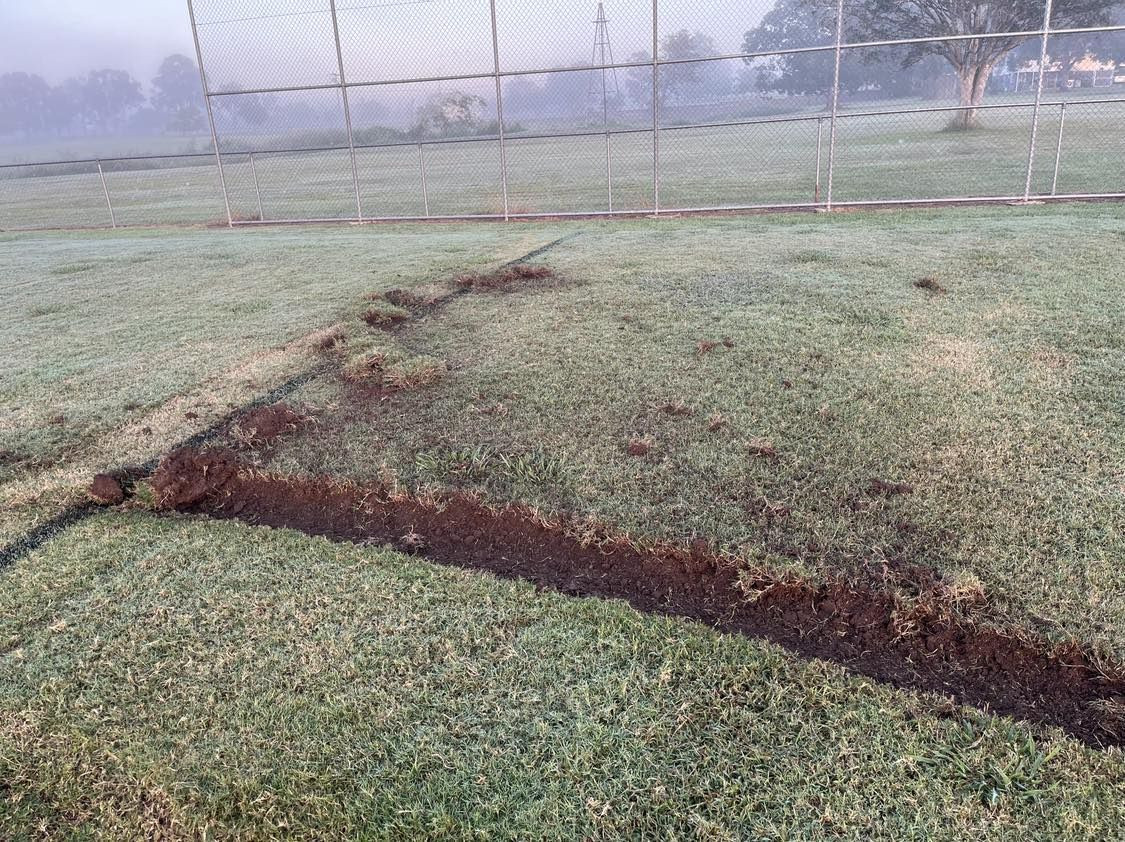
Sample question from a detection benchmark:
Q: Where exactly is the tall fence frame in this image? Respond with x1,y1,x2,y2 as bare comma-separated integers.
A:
2,0,1124,230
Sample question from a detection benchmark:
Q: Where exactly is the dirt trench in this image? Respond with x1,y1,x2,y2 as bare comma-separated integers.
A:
151,447,1125,748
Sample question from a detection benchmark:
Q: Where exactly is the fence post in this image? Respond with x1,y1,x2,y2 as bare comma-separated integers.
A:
187,0,233,228
418,143,430,217
814,117,824,204
651,0,660,214
249,153,264,220
825,0,845,211
1024,0,1055,201
600,48,613,212
488,0,510,221
96,160,117,229
328,0,363,221
1050,101,1066,196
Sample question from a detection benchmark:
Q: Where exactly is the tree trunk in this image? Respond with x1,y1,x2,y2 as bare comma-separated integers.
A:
949,61,994,130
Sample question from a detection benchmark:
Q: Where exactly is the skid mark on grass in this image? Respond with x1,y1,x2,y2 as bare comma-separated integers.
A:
1,236,585,567
144,449,1125,748
0,366,329,570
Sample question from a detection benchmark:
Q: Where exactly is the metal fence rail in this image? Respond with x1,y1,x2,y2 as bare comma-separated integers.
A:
1,0,1123,230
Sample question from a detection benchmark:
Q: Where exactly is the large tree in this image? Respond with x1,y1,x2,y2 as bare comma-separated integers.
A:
78,69,145,131
412,91,488,138
742,0,874,101
837,0,1122,128
0,72,52,136
624,29,731,110
743,0,945,104
151,54,206,132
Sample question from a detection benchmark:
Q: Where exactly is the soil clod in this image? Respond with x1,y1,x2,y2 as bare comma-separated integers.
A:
151,447,241,508
233,404,309,448
88,474,125,506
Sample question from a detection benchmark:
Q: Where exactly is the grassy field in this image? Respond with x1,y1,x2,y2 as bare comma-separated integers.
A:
2,94,1123,230
2,205,1124,837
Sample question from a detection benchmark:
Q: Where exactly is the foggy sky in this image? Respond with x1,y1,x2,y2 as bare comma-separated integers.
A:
0,1,193,83
0,0,767,89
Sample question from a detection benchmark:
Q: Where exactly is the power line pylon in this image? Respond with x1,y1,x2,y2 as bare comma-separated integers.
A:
589,1,620,126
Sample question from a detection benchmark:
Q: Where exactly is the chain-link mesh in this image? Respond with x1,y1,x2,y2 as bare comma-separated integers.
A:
0,162,112,230
100,155,226,225
2,0,1124,229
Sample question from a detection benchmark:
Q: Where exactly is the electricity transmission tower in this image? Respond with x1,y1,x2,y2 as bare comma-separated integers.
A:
588,1,620,127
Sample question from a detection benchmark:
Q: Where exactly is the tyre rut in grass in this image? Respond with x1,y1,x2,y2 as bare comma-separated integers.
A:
147,446,1125,749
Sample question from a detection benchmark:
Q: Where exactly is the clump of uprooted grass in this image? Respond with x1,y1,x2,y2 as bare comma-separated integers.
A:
328,318,446,390
360,300,410,328
455,264,555,291
338,330,397,380
307,323,348,351
914,275,947,294
383,355,447,390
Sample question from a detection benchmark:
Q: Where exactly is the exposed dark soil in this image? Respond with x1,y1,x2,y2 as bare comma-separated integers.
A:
152,448,242,507
660,402,694,417
697,340,719,355
361,308,409,328
235,404,309,448
914,276,947,294
88,473,125,505
150,447,1125,748
696,338,734,356
455,264,555,290
748,439,779,460
627,439,653,456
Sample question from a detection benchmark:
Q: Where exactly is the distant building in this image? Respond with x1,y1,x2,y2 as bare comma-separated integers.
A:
994,55,1119,93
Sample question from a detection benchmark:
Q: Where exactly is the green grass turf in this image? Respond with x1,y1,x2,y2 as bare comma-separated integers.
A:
264,205,1125,658
0,222,563,543
0,223,564,465
2,89,1122,229
1,512,1122,839
1,205,1123,837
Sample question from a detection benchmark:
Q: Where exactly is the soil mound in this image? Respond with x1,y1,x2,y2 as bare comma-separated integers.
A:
151,448,242,508
914,276,947,294
236,404,307,448
88,473,125,505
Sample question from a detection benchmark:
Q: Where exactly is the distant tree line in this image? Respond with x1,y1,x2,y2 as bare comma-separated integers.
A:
5,0,1123,145
0,55,208,138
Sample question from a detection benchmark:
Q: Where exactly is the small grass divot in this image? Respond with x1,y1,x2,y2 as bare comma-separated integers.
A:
914,275,948,294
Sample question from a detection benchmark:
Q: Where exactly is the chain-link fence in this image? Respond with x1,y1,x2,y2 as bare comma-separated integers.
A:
2,0,1124,229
